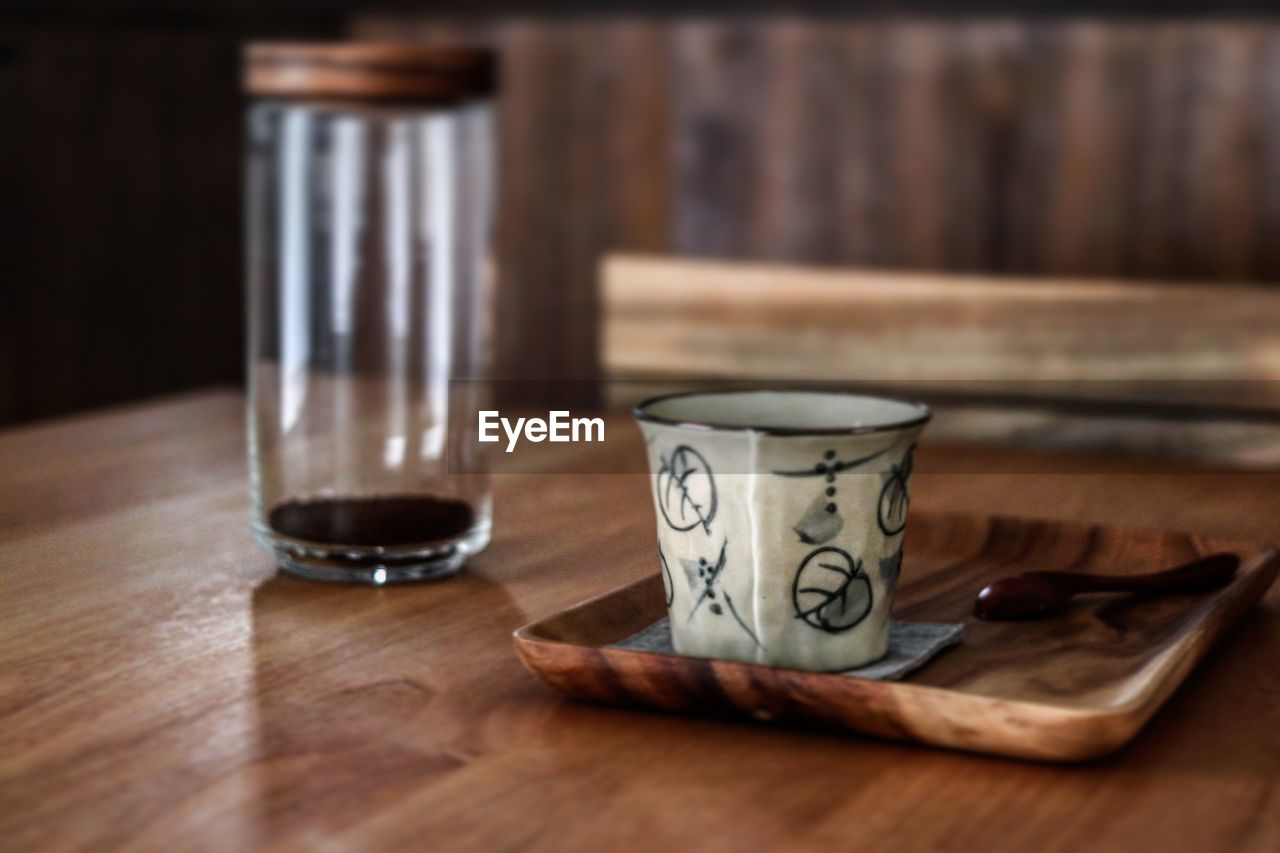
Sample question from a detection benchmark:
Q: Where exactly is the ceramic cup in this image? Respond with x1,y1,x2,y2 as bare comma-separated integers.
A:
634,390,930,671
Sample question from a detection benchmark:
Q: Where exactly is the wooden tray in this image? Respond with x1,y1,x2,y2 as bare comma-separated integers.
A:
513,512,1279,762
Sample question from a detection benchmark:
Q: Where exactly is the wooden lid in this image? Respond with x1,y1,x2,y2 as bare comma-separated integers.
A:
244,43,497,103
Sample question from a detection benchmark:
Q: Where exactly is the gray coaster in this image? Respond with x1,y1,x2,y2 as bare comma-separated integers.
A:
614,619,964,681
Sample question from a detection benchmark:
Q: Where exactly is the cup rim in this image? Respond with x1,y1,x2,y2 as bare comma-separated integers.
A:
632,388,932,436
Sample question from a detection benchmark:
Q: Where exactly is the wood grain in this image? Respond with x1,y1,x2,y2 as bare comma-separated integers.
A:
600,254,1280,462
515,513,1279,761
0,29,250,425
12,18,1280,423
344,15,1280,414
244,42,496,102
2,391,1280,850
664,18,1280,279
603,253,1280,386
420,17,1280,277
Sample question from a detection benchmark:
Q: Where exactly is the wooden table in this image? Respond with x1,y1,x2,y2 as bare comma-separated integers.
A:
2,390,1278,852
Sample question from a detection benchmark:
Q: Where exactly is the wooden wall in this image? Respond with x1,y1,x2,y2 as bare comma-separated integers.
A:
357,16,1280,400
665,21,1280,278
0,11,344,426
5,15,1280,423
0,30,245,423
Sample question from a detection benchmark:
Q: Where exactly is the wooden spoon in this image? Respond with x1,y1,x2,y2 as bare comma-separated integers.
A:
973,553,1240,621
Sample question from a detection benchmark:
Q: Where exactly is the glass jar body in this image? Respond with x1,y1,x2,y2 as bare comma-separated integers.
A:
246,98,495,583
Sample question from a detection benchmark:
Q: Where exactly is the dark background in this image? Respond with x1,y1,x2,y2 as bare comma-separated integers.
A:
5,2,1280,425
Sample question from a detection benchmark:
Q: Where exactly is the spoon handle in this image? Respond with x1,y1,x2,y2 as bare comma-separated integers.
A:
1069,553,1239,594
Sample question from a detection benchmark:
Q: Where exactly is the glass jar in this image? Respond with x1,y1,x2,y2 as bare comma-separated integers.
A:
244,44,496,583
